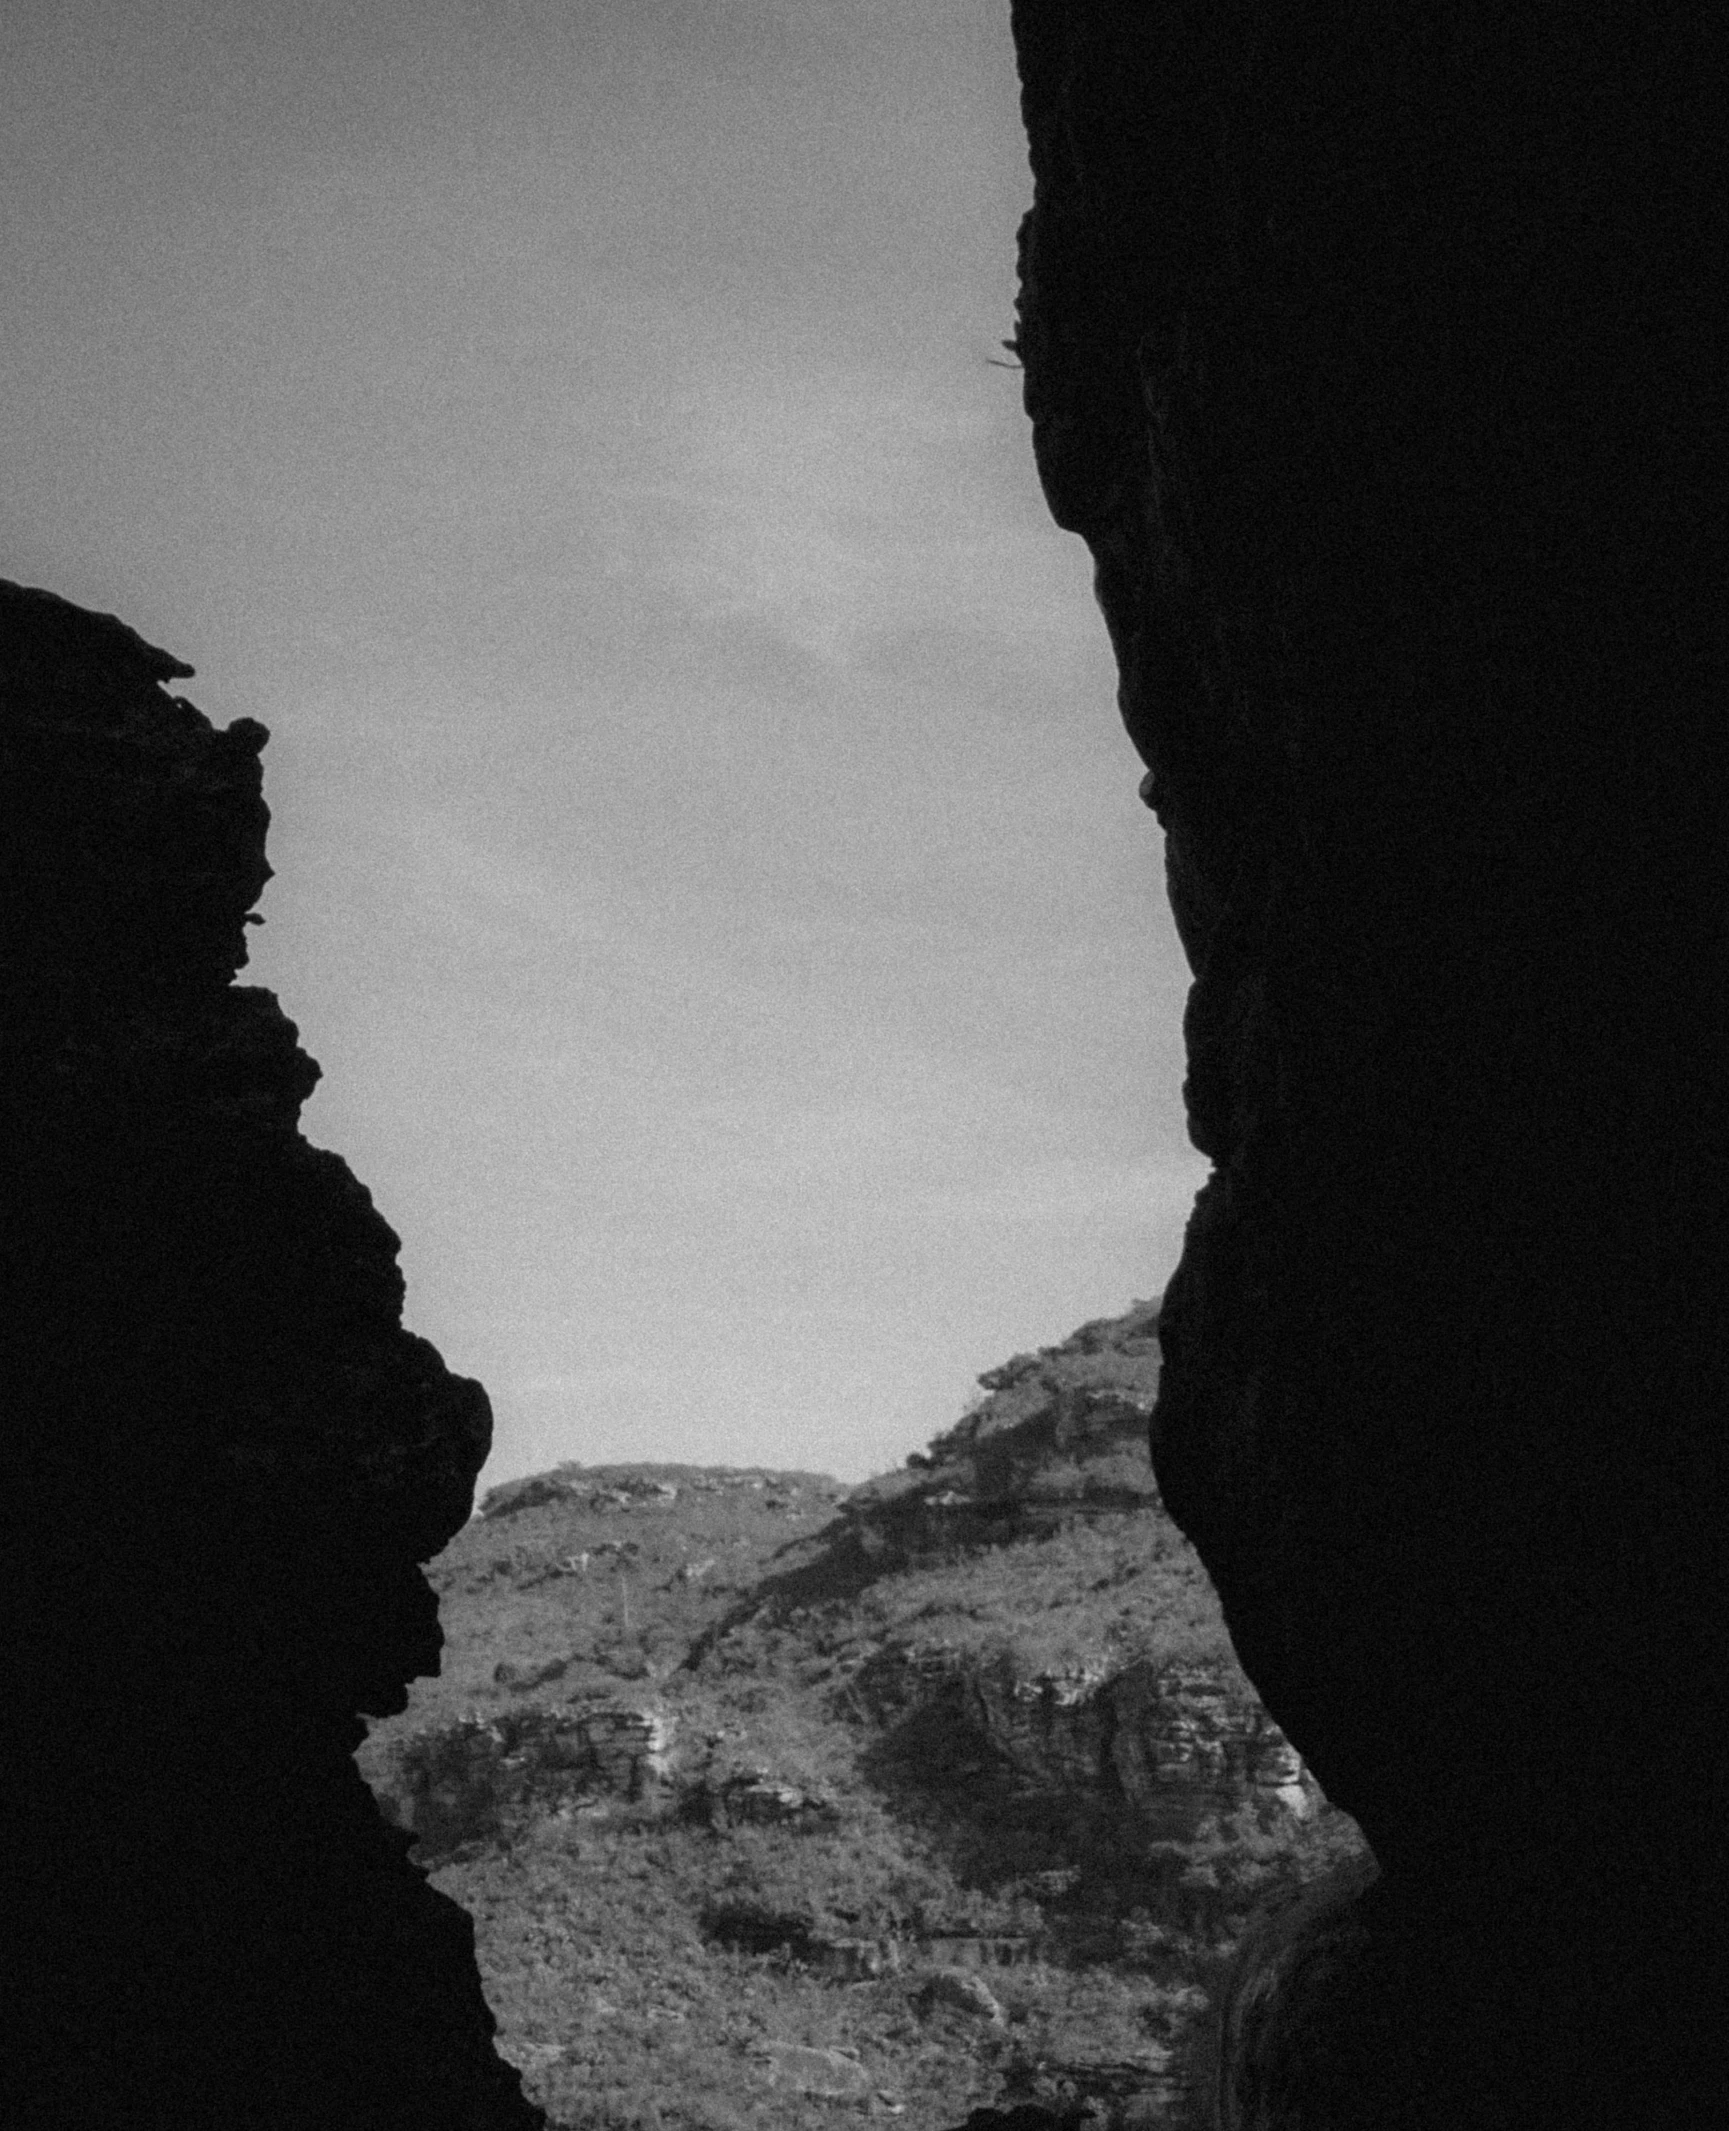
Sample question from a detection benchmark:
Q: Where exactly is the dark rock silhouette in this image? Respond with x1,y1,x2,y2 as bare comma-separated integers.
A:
1011,5,1728,2125
1,580,542,2127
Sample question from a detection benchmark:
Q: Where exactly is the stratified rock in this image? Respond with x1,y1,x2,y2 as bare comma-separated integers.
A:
859,1636,1322,1853
1010,3,1728,2123
0,582,541,2127
974,1654,1315,1827
383,1698,679,1854
685,1761,835,1828
937,1298,1165,1509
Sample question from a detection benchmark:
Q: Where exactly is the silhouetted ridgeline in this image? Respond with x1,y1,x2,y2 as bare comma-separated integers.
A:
1010,3,1729,2123
1,581,541,2128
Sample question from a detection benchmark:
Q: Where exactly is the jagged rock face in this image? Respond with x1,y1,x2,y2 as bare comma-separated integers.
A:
866,1645,1318,1840
1106,1661,1309,1825
1,582,541,2127
388,1701,681,1853
864,1298,1165,1543
1011,4,1729,2123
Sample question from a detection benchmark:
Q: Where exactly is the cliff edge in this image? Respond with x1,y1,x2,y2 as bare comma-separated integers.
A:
1011,6,1728,2125
1,580,542,2127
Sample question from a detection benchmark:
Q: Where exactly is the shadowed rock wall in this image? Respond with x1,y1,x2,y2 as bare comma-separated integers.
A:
1010,5,1728,2125
1,581,542,2127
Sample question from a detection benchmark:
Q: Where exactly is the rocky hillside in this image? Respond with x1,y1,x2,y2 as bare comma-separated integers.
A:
358,1302,1366,2130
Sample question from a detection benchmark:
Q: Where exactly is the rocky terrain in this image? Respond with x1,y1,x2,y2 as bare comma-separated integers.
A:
359,1300,1365,2130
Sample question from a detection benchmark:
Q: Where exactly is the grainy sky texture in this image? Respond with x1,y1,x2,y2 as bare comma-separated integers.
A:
2,0,1205,1488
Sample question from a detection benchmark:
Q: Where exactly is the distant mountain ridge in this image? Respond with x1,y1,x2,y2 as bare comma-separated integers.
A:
477,1462,848,1525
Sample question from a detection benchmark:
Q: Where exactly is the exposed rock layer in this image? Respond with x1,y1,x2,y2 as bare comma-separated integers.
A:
1,581,541,2127
1011,5,1729,2124
962,1654,1310,1827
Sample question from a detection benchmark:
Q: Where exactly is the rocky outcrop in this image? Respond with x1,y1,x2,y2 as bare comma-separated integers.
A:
757,2040,875,2101
383,1697,850,1855
987,1657,1312,1826
1011,5,1729,2124
1,582,540,2126
860,1637,1333,1981
846,1300,1331,1929
864,1644,1315,1833
384,1700,678,1854
847,1299,1165,1553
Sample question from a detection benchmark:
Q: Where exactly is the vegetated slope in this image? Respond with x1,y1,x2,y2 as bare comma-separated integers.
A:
358,1302,1367,2130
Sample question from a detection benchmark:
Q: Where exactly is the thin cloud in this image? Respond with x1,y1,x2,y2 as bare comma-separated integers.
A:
596,347,1098,670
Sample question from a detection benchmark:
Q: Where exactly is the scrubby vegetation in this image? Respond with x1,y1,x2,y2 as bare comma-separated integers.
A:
357,1305,1368,2128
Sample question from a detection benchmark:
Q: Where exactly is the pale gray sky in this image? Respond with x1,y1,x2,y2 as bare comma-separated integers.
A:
3,0,1204,1488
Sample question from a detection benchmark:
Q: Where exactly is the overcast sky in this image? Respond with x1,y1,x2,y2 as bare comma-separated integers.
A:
3,0,1204,1489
